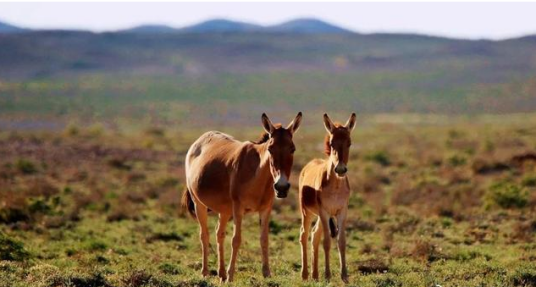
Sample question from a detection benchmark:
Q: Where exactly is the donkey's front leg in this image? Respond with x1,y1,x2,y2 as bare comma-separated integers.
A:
226,203,243,282
300,211,313,280
216,213,231,282
337,208,349,283
259,207,272,278
319,209,332,280
311,219,323,280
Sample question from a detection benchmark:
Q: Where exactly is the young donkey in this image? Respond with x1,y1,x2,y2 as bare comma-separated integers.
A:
299,113,356,283
182,113,302,282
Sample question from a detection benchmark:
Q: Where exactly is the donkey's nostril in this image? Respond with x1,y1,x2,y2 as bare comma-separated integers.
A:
274,182,290,193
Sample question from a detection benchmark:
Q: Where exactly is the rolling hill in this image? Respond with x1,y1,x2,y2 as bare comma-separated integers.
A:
0,18,536,122
267,18,350,33
122,24,177,34
0,20,26,33
181,19,263,33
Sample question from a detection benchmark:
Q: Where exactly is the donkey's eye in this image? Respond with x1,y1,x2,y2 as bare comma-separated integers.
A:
290,147,296,154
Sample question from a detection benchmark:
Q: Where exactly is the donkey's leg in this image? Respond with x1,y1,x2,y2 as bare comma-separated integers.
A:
319,209,332,280
311,218,323,280
195,204,210,277
300,210,313,280
337,208,349,283
259,207,272,278
226,203,243,282
216,213,231,282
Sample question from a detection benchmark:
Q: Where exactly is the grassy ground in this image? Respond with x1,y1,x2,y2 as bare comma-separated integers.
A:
1,115,536,287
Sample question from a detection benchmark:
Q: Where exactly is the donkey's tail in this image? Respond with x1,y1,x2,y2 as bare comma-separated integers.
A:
329,217,338,238
181,188,196,219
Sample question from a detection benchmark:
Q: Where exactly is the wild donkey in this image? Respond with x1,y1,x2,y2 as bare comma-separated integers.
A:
299,113,356,283
182,113,302,282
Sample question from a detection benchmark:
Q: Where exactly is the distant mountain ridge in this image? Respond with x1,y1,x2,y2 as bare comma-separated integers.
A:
0,20,26,33
268,18,349,34
1,18,535,40
123,18,350,34
181,19,263,33
0,18,353,35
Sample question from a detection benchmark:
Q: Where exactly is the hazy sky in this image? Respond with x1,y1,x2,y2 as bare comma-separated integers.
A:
1,2,535,40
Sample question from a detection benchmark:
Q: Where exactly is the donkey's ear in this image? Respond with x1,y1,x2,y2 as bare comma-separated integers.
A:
261,113,275,134
323,113,335,133
345,113,357,131
287,112,302,134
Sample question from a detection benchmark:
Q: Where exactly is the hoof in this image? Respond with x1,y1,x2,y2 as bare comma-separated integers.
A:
218,271,227,282
301,272,309,280
325,271,331,281
225,273,234,283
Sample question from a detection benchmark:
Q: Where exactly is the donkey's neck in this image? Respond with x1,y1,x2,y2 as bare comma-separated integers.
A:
252,142,273,184
324,156,346,186
256,142,271,169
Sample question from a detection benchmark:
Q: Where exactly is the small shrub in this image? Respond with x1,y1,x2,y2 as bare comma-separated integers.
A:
269,220,284,235
107,203,141,222
451,249,490,262
66,272,112,287
510,266,536,287
373,275,402,287
484,182,528,209
447,154,466,167
144,127,166,137
86,240,107,252
64,123,80,137
0,206,30,224
511,221,536,243
16,159,37,174
522,174,536,187
107,157,131,170
122,270,152,287
146,231,184,243
86,123,104,138
159,263,181,275
0,232,30,261
365,151,391,167
357,258,389,274
411,239,445,262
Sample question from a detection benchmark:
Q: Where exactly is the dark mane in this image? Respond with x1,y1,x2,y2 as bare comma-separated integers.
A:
324,122,345,156
252,123,282,144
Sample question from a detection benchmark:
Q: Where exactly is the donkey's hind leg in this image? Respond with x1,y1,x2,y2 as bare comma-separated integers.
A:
195,204,210,277
311,217,323,280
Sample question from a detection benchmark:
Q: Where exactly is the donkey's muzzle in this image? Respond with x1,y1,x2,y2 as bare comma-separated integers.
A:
274,182,290,198
334,164,348,176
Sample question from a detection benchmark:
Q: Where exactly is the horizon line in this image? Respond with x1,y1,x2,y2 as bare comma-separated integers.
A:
2,16,535,41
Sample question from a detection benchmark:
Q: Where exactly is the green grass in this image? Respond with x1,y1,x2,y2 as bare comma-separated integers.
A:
0,116,535,286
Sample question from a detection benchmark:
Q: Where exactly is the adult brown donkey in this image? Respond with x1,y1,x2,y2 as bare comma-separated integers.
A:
182,112,302,282
299,113,356,283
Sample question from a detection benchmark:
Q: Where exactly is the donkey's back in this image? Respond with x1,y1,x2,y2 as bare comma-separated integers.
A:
185,131,243,215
